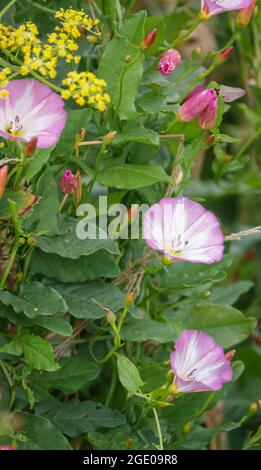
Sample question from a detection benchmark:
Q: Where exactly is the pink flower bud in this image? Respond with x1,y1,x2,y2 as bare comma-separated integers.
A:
225,350,236,361
0,165,8,198
141,28,157,50
179,87,212,122
0,445,13,450
158,49,181,76
198,89,218,129
24,137,38,156
237,0,256,26
219,47,234,62
59,169,78,194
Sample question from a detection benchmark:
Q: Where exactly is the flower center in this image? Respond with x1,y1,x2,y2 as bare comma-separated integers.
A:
6,115,23,136
166,234,189,257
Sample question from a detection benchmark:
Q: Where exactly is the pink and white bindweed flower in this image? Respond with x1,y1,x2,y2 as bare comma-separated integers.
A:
170,330,233,393
0,445,13,450
143,197,224,264
0,79,67,148
200,0,253,18
158,49,181,76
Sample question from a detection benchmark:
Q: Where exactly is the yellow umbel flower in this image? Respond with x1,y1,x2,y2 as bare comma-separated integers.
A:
62,71,111,111
0,67,11,87
55,7,99,39
0,89,9,100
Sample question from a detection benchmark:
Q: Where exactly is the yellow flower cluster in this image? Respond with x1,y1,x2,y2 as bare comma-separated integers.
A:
61,71,111,112
0,67,11,87
0,9,110,111
54,7,99,39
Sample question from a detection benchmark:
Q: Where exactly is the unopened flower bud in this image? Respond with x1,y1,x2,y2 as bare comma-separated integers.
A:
59,170,78,194
0,165,8,198
125,55,133,63
103,131,117,145
225,350,236,361
27,235,36,246
236,0,256,26
204,134,215,146
219,47,234,62
24,137,38,156
128,204,139,223
173,164,183,185
249,402,258,414
158,49,181,76
106,310,116,325
182,422,192,434
87,33,102,44
141,28,157,50
126,292,135,305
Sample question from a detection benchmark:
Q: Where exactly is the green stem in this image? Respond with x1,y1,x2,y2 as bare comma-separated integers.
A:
236,127,261,158
0,240,19,289
115,0,123,27
86,141,107,199
152,408,164,451
170,17,202,48
0,0,18,19
24,0,55,14
117,305,128,333
105,358,117,407
0,360,16,409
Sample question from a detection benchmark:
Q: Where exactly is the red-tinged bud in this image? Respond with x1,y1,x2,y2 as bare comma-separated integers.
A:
0,445,13,450
219,47,234,62
244,248,256,261
179,87,211,122
0,165,8,198
103,131,117,145
141,28,157,50
237,0,256,26
24,137,38,156
204,134,215,145
128,204,139,223
225,350,236,361
59,169,78,194
158,49,182,76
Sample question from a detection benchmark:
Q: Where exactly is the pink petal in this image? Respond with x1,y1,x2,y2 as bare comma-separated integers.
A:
219,85,246,103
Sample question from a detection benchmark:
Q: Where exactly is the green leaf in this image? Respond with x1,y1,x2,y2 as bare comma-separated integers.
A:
0,304,72,336
0,189,38,219
36,399,126,438
29,249,120,282
155,255,232,293
35,217,119,259
113,121,159,146
117,355,145,394
0,282,67,319
54,108,92,155
121,318,177,343
50,280,142,319
205,281,254,305
97,164,173,189
0,332,58,371
25,147,54,183
88,424,138,450
169,304,256,348
35,356,100,393
98,12,146,119
180,422,241,450
23,166,60,235
15,412,72,450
